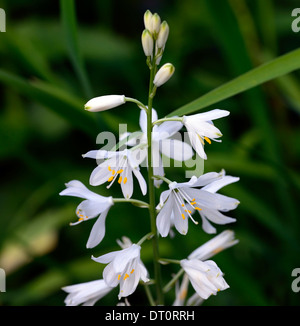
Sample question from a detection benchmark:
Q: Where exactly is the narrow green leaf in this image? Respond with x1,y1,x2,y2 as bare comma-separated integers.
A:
168,48,300,117
60,0,92,98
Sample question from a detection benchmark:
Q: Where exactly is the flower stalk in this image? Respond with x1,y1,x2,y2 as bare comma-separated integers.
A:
146,51,164,305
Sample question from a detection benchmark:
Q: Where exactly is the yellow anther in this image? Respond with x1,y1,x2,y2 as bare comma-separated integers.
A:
204,136,212,144
108,176,114,182
191,201,196,205
124,273,129,280
123,177,128,184
112,170,115,175
118,274,121,281
117,169,124,174
108,166,112,172
195,207,202,211
118,176,122,184
179,289,187,300
130,269,135,274
78,217,84,222
181,213,185,220
181,203,185,207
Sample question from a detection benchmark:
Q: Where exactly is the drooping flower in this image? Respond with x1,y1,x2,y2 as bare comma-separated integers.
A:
59,180,114,248
180,259,229,300
125,108,193,187
62,279,114,306
92,243,149,299
182,109,230,160
83,148,147,199
84,95,126,112
173,230,238,306
156,170,239,237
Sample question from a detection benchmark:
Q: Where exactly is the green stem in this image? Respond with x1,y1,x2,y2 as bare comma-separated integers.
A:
147,58,164,305
152,117,183,126
125,97,148,110
113,198,149,208
163,268,184,293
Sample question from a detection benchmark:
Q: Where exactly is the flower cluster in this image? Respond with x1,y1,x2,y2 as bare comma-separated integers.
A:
60,10,240,306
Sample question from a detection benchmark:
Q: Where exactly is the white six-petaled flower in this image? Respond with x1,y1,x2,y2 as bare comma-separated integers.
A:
92,243,149,299
183,109,230,160
59,180,114,248
125,108,193,188
62,279,114,306
156,170,239,237
180,259,229,300
83,148,147,199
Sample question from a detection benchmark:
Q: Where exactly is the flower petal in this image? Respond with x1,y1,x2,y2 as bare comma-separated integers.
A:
160,138,193,161
86,208,110,249
156,193,174,237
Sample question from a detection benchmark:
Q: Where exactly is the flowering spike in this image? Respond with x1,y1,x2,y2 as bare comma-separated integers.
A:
153,63,175,87
84,95,126,112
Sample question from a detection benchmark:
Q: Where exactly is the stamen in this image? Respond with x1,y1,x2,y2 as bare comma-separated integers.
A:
108,166,112,172
117,169,124,174
181,213,186,220
78,217,84,222
112,170,116,175
204,136,211,144
108,176,114,182
124,273,129,280
123,177,128,184
118,274,121,281
118,176,122,184
130,269,135,274
195,207,202,211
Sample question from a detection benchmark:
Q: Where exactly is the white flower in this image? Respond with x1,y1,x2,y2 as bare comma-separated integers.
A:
84,95,126,112
153,63,175,87
180,259,229,300
59,180,114,248
92,244,149,299
183,109,230,159
62,279,114,306
127,108,193,187
156,170,239,237
83,149,147,199
188,230,239,260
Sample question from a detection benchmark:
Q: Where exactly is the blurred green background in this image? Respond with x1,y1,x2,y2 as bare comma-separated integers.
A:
0,0,300,306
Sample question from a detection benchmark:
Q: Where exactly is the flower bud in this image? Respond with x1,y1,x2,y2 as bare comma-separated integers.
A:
150,13,161,37
144,10,153,31
153,63,175,87
84,95,126,112
156,21,169,49
141,29,153,57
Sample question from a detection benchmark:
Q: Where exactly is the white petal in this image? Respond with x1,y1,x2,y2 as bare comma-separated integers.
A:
155,120,183,139
187,109,230,122
156,193,174,237
86,208,110,248
120,167,133,199
132,168,147,196
160,138,193,161
202,175,240,193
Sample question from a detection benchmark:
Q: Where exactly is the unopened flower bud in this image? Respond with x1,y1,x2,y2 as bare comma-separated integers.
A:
84,95,126,112
141,29,154,57
153,63,175,87
156,21,169,49
150,13,161,37
144,10,153,31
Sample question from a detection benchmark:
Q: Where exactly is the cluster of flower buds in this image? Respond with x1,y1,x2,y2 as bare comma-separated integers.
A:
142,10,175,87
